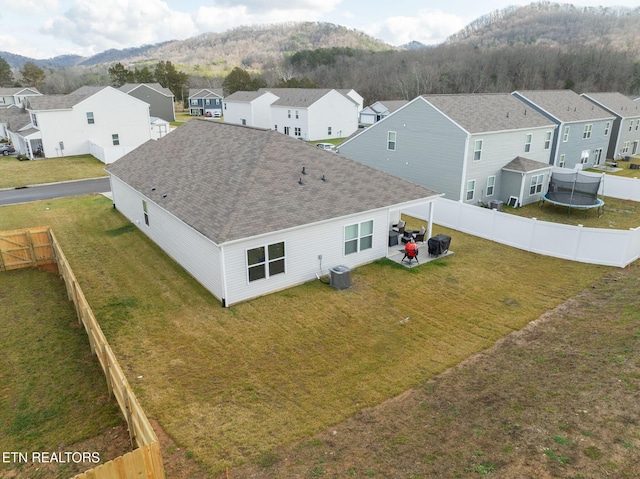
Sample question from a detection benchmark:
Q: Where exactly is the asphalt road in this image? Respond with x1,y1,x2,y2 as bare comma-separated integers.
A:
0,177,111,206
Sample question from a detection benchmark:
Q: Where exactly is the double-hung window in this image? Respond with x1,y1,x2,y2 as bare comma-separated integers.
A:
247,242,285,282
344,220,373,255
112,134,120,146
580,149,589,164
486,176,495,196
604,121,610,136
466,180,475,201
530,174,544,195
473,140,483,161
524,134,532,153
583,124,592,139
563,126,570,142
387,131,396,151
87,112,95,124
544,131,552,150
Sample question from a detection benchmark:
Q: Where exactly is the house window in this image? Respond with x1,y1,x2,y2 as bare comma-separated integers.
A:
284,126,290,135
112,134,120,146
328,126,332,136
344,220,373,255
622,141,630,154
563,126,570,142
473,140,483,161
583,124,592,139
142,200,149,226
530,174,544,195
636,120,639,131
205,99,210,105
287,110,291,118
87,112,95,124
387,131,396,151
604,121,610,136
190,99,198,105
294,127,301,137
241,119,247,126
31,113,38,127
274,124,278,131
247,242,285,282
295,110,299,119
581,149,590,164
486,176,495,196
524,134,532,153
466,180,475,201
558,154,565,168
629,121,633,132
544,131,552,150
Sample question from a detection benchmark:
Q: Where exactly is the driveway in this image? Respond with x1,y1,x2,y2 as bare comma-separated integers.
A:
0,177,110,206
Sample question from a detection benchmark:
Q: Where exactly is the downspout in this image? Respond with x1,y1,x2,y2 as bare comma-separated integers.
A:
219,244,229,307
427,201,434,241
518,172,526,207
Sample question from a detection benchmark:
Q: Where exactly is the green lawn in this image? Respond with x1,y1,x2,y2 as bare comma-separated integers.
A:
0,268,123,477
0,195,611,475
0,154,108,189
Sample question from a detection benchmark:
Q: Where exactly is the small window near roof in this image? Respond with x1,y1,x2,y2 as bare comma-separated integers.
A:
387,131,396,151
87,112,95,124
112,134,120,146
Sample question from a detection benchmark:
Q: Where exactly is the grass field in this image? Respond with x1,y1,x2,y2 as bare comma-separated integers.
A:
0,268,124,479
0,195,616,476
0,154,107,189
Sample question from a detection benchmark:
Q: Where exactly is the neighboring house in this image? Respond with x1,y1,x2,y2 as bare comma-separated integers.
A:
188,88,224,116
120,83,176,122
0,107,30,142
224,88,360,141
339,93,557,207
222,90,279,128
582,92,640,160
338,88,364,114
0,87,42,108
13,86,151,162
512,90,615,169
106,119,441,306
359,100,408,125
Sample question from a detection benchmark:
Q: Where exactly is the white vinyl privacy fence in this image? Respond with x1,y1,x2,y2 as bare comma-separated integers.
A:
405,197,640,268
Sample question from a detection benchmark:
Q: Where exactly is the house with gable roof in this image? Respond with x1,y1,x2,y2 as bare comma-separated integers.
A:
12,86,151,161
581,91,640,160
512,90,615,169
0,87,42,109
359,100,408,126
223,88,360,141
188,88,224,117
339,93,556,207
119,83,176,122
106,119,441,306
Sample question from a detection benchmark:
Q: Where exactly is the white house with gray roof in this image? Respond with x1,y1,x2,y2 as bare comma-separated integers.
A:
359,100,408,125
512,90,615,169
223,88,360,141
16,86,152,162
0,87,42,109
339,93,556,207
581,91,640,160
106,119,441,306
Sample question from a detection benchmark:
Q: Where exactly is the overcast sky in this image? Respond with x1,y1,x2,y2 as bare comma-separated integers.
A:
1,0,638,59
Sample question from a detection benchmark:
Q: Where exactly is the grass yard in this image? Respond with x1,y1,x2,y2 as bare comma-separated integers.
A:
0,195,616,476
0,268,125,479
0,154,107,190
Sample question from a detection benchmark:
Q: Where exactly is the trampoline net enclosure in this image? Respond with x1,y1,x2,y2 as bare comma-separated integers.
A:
544,171,602,207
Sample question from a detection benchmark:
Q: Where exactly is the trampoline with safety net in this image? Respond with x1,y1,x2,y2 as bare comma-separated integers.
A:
540,170,605,217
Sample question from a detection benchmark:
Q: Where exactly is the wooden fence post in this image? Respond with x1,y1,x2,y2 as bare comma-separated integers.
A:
102,343,113,397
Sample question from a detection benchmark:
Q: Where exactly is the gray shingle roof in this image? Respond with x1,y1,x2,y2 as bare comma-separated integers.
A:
106,119,440,244
421,93,555,133
189,88,223,98
0,87,41,96
224,91,270,102
581,92,640,118
120,83,174,97
26,88,104,110
502,156,552,173
514,90,615,123
259,88,336,107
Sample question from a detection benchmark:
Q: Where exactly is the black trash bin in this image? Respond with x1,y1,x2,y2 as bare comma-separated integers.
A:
427,234,451,257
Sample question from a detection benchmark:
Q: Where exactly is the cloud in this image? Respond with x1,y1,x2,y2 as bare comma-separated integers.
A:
40,0,196,56
369,10,471,46
4,0,60,14
193,0,341,32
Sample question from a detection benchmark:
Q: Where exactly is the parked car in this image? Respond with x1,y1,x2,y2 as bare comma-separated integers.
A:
204,111,212,117
0,144,15,155
316,143,335,151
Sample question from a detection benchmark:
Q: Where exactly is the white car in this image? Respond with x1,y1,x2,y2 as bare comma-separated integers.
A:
316,143,335,151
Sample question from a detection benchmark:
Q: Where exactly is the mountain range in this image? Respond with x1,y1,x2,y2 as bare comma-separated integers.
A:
2,2,640,74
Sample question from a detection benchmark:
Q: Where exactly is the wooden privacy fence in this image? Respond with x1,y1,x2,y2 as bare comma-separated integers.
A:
0,227,165,479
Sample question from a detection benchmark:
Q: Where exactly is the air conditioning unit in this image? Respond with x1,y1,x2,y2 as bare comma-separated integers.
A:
488,200,503,211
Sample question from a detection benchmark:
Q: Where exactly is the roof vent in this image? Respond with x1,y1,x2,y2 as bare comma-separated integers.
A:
151,187,156,191
321,174,327,182
298,177,304,185
301,166,307,175
162,194,167,198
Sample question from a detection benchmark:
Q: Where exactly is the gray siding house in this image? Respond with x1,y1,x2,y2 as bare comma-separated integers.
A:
188,88,224,116
106,119,441,307
512,90,615,169
338,93,556,207
120,83,176,122
581,92,640,160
